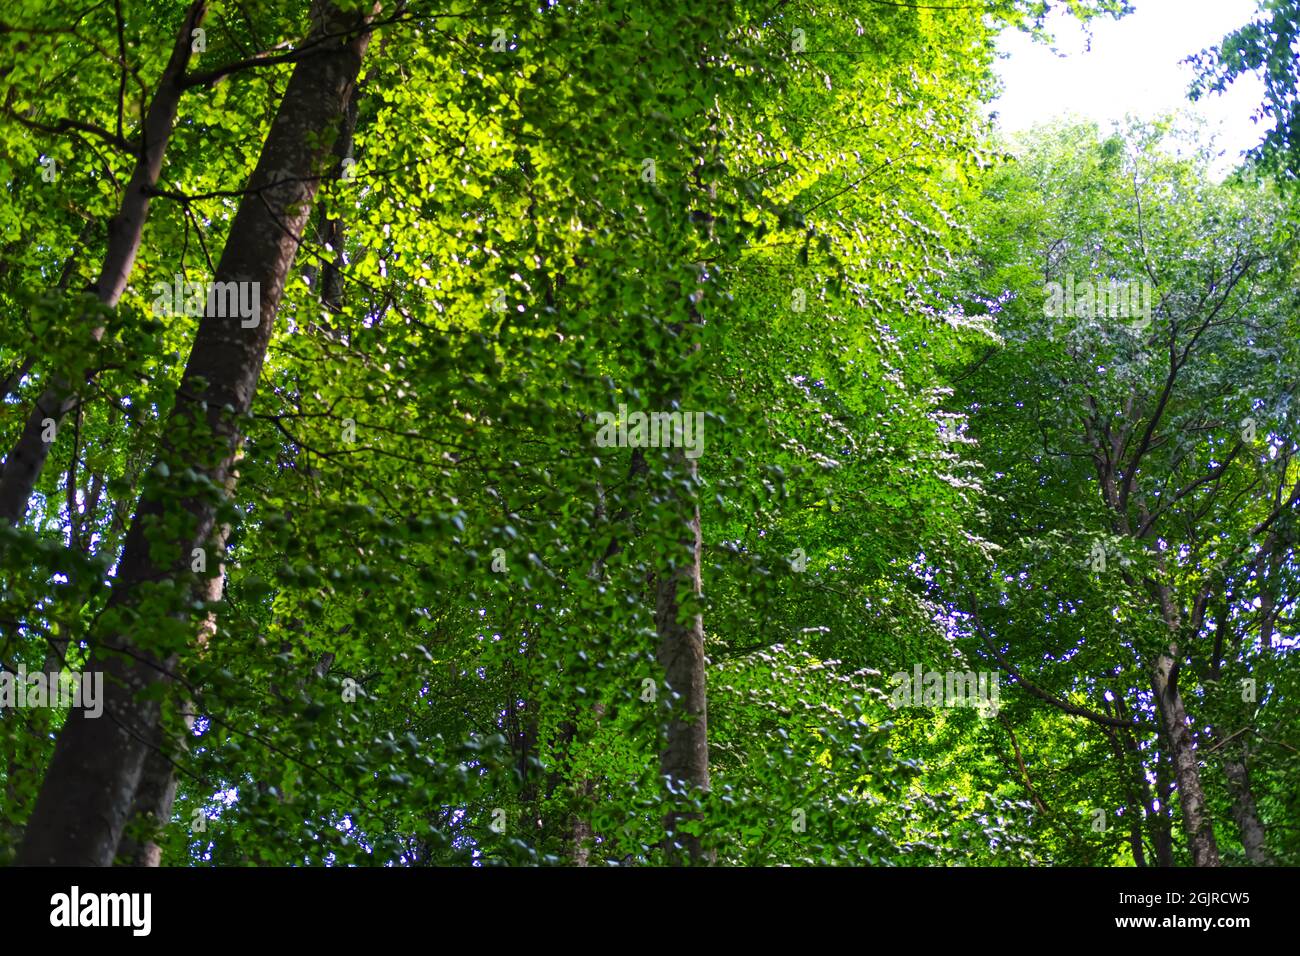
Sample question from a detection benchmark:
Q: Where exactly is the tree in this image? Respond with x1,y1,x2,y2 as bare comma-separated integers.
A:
18,0,377,866
949,120,1298,866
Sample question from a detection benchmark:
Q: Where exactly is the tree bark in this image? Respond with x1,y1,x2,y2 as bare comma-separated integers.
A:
1222,745,1270,864
115,715,185,867
1211,587,1273,865
116,506,230,867
17,0,376,866
301,75,361,322
651,137,717,865
654,452,712,864
1150,651,1219,866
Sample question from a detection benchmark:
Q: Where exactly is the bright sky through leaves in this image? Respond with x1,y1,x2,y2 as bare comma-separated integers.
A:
992,0,1270,174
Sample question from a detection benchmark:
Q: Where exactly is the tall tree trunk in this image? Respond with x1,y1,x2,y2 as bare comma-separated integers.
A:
1151,650,1219,866
18,0,376,866
301,75,361,322
1144,574,1220,867
1205,593,1271,865
654,448,711,864
124,79,366,865
0,1,208,525
1214,584,1273,865
1222,745,1270,864
652,134,716,866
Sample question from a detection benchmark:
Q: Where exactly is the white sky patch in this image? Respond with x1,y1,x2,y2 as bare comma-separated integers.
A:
990,0,1271,177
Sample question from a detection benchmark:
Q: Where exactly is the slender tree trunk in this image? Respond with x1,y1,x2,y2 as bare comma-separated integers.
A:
559,455,644,863
1226,553,1277,863
0,357,35,402
569,778,597,866
0,226,88,401
18,0,376,866
1222,745,1270,864
1150,738,1175,867
652,136,716,865
654,450,711,864
1151,650,1219,866
1099,699,1145,867
1215,584,1273,864
1205,593,1271,864
0,1,208,525
301,76,361,322
1144,573,1220,867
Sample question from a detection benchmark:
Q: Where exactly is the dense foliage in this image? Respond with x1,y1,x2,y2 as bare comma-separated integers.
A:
0,0,1293,866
